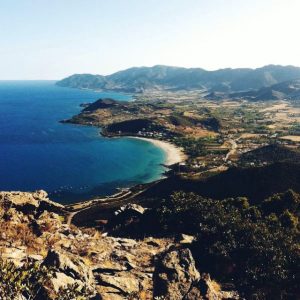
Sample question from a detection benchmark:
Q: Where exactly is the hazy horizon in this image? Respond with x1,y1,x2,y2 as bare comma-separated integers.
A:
3,63,300,81
2,0,300,80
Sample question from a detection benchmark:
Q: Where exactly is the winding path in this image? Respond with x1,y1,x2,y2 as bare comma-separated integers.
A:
65,189,146,226
225,139,238,161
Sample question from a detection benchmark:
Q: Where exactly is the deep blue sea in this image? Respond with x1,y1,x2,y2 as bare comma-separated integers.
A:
0,81,166,203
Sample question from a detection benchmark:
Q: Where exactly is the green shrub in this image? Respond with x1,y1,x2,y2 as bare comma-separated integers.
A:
156,191,300,299
0,259,49,299
0,258,95,300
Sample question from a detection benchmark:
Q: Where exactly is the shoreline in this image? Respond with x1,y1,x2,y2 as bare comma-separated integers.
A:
130,136,187,166
52,135,187,206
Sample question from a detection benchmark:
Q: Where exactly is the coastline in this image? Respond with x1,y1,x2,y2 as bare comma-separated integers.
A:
65,136,187,209
130,136,187,166
54,135,187,205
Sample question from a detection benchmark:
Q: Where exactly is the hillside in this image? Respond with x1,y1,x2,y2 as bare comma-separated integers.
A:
1,188,298,299
139,162,300,203
0,191,240,300
56,64,300,93
240,144,300,164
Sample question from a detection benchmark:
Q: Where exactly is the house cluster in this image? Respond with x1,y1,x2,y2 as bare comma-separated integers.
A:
137,130,165,139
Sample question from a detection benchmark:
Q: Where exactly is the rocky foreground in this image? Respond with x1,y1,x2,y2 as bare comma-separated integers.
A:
0,191,239,300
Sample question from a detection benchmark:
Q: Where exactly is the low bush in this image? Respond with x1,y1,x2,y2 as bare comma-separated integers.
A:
156,191,300,299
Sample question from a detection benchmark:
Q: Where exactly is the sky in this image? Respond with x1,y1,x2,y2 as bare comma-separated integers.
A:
1,0,300,79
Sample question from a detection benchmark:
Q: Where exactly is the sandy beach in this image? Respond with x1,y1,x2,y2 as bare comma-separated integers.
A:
132,137,187,166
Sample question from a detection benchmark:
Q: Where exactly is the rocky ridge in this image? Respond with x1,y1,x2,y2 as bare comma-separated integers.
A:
0,191,240,299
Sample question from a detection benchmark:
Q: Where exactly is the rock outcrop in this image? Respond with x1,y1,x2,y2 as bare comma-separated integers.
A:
154,247,240,300
42,249,95,294
0,190,64,215
0,191,240,299
153,247,200,299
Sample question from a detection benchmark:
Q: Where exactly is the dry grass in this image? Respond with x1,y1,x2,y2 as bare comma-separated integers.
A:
239,133,263,139
280,135,300,142
260,102,289,112
0,220,44,255
176,126,218,138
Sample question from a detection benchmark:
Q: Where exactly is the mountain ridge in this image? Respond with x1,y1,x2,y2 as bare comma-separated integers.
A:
230,78,300,101
57,64,300,93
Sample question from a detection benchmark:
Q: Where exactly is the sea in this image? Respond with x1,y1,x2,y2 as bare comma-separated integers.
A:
0,81,166,203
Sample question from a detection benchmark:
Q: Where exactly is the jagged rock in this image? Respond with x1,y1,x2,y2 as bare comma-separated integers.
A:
184,286,203,299
42,250,93,284
111,237,137,248
0,191,64,215
0,191,239,299
110,249,137,268
184,274,240,300
153,247,200,300
50,272,78,292
97,274,139,295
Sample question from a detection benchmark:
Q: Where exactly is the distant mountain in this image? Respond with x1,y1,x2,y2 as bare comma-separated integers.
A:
231,79,300,101
57,65,300,93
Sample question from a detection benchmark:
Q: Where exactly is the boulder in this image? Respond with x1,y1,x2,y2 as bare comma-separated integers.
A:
107,204,148,235
50,272,77,292
153,247,200,300
115,203,147,216
47,272,101,299
42,250,93,285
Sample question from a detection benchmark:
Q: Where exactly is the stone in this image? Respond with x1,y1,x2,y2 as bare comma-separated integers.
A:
50,272,77,292
153,247,200,300
97,274,139,295
115,203,147,216
178,234,196,245
42,250,93,284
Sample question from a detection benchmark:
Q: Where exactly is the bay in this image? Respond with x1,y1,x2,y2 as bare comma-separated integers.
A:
0,81,166,203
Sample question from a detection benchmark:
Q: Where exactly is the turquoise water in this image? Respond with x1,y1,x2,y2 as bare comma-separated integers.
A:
0,81,166,203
